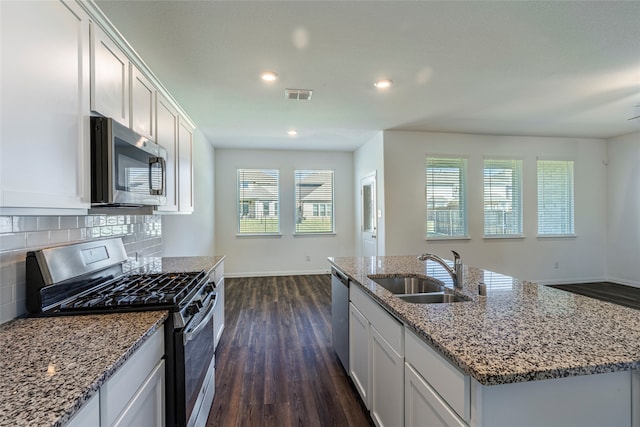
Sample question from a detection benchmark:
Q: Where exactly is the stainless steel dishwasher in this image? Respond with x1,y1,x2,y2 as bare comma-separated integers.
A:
331,267,350,373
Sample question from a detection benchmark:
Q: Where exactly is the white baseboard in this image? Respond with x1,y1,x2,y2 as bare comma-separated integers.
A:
224,269,331,278
533,276,607,286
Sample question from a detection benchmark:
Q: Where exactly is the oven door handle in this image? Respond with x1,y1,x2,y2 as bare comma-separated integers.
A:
183,295,217,344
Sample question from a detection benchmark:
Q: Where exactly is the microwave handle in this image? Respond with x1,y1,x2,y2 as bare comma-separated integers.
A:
149,157,165,195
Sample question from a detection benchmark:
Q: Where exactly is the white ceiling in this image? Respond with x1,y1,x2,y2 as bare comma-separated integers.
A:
95,0,640,152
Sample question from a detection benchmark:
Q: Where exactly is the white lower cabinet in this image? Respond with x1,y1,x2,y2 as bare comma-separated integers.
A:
111,360,165,427
101,326,165,427
64,326,165,427
66,393,100,427
349,302,370,406
405,363,466,427
349,285,404,427
370,327,404,427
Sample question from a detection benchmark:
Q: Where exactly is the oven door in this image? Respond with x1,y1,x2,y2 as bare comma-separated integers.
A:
175,294,217,427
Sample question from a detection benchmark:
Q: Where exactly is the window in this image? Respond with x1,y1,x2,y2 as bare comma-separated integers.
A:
537,160,574,236
425,157,467,238
295,170,334,233
483,159,523,237
237,169,279,234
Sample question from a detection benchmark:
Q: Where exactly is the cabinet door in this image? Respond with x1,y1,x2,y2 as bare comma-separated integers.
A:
405,363,467,427
112,360,165,427
349,302,370,408
66,392,100,427
0,0,90,210
177,118,194,212
91,22,129,126
371,327,404,427
155,93,179,212
130,65,156,141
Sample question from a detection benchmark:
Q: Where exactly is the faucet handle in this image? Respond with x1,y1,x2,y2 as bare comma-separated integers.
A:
451,250,461,264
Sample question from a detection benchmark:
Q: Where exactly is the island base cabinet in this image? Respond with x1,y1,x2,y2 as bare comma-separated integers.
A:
405,363,466,427
349,302,370,407
472,370,633,427
371,327,404,427
349,285,404,427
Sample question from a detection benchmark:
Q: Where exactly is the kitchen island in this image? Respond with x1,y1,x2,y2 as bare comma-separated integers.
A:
329,255,640,427
0,255,224,427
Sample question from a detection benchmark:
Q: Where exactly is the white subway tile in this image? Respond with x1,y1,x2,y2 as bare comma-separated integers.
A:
0,233,26,251
37,216,60,231
12,217,37,232
26,231,50,249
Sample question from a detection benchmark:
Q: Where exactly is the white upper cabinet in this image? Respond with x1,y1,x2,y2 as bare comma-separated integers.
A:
155,93,179,212
90,22,129,127
177,118,194,213
130,65,156,141
0,0,90,211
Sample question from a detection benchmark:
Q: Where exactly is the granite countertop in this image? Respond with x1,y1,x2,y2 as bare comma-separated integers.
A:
329,255,640,386
0,255,225,427
0,311,167,427
130,255,225,276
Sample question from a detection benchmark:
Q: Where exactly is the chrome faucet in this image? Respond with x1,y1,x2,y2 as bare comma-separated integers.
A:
417,250,463,290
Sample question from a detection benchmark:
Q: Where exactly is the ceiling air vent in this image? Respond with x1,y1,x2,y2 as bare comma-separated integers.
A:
285,89,312,101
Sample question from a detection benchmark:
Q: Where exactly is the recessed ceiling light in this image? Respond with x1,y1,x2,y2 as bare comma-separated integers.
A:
260,71,279,82
287,129,298,136
374,79,392,89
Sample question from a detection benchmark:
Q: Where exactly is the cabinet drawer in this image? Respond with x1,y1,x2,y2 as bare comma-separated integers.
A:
350,285,403,355
405,328,470,422
100,326,164,427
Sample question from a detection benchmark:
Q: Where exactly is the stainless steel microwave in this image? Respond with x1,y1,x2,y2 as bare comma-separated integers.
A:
90,117,167,207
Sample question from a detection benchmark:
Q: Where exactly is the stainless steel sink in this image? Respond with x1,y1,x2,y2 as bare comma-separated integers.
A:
369,276,445,294
397,293,470,304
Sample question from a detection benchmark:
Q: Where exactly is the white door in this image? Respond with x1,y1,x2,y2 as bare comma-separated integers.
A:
361,173,377,257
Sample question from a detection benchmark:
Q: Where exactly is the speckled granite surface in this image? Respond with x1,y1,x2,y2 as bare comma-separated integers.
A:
329,256,640,386
129,255,225,276
0,311,167,427
0,255,224,427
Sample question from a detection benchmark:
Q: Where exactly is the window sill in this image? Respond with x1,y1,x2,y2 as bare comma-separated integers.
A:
236,233,282,238
426,235,471,241
482,235,526,240
293,232,336,237
536,234,577,239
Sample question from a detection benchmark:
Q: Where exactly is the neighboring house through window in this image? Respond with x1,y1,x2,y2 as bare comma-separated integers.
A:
295,170,334,233
237,168,280,234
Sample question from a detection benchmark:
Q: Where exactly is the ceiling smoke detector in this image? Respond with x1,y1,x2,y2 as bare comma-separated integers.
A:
285,89,312,100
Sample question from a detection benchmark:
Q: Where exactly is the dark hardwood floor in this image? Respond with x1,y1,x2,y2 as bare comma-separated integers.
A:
207,275,373,427
549,282,640,310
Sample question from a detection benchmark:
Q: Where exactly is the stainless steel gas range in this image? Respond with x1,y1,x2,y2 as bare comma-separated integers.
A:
25,238,218,427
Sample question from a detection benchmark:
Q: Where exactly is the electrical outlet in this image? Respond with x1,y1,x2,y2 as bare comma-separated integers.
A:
554,261,559,269
306,255,311,262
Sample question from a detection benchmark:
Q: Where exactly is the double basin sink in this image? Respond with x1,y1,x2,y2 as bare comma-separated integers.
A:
368,275,470,304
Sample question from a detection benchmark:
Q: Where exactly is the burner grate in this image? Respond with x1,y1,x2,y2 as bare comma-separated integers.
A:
58,271,207,311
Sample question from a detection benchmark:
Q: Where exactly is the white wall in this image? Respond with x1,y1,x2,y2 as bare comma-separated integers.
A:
162,129,216,257
606,131,640,287
381,130,608,283
215,149,355,277
354,132,385,256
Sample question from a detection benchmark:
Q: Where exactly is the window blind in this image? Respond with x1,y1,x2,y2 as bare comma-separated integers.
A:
425,157,467,238
237,169,280,234
537,160,574,236
295,170,334,233
483,159,523,236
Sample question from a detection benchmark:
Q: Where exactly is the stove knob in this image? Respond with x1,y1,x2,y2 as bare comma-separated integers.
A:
204,283,215,294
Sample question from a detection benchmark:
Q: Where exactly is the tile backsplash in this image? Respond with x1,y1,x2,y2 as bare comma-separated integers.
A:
0,214,162,324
